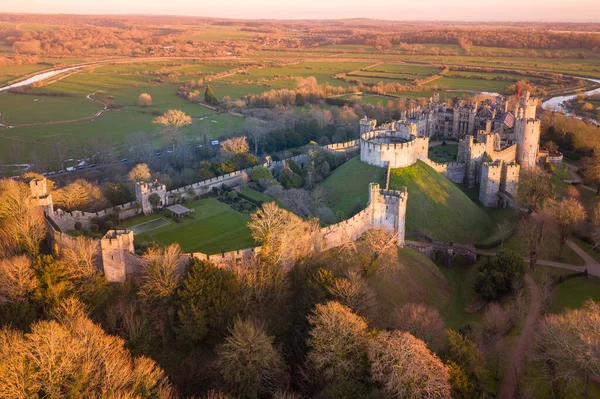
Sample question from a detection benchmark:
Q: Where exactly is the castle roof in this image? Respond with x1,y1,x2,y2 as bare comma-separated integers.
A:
495,111,515,129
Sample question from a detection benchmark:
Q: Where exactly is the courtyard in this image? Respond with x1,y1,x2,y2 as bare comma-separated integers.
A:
119,197,255,254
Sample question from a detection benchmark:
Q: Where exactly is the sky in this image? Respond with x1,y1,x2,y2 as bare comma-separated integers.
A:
0,0,599,22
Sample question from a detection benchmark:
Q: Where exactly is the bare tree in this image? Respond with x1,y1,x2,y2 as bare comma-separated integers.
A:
392,303,447,352
519,218,544,272
137,93,152,107
0,256,38,303
60,236,100,280
495,220,512,249
217,318,288,398
307,301,370,382
0,297,173,398
547,198,586,258
537,300,600,397
368,330,451,399
328,271,377,320
138,244,182,299
220,136,250,155
518,168,554,212
248,202,318,267
344,227,398,276
153,109,192,151
0,179,46,256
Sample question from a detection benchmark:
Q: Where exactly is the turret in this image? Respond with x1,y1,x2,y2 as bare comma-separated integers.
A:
360,117,376,134
514,118,541,169
100,229,135,282
30,178,54,216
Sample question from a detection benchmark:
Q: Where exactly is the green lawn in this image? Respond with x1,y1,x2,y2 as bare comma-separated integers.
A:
239,186,273,203
436,255,479,329
320,157,386,217
533,265,600,313
428,144,458,162
119,198,255,254
389,161,493,242
0,93,103,125
0,63,54,84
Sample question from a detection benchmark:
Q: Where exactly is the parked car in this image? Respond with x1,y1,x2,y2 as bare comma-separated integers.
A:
211,140,220,146
66,167,76,172
88,164,96,168
120,158,128,163
155,152,162,157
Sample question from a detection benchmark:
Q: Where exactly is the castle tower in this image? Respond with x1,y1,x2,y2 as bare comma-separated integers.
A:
100,229,135,283
135,180,167,214
514,118,541,169
29,178,54,216
360,118,376,134
501,162,520,199
479,161,502,207
368,183,407,247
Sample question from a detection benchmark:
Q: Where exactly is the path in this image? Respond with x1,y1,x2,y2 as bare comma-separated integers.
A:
498,275,541,399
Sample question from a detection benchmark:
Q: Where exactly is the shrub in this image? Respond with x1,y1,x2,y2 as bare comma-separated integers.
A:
90,224,99,233
250,166,273,182
74,222,82,231
103,221,115,231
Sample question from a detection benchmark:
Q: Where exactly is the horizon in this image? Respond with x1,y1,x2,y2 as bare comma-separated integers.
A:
1,0,599,23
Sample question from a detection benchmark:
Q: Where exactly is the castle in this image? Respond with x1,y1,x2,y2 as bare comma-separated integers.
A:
359,91,542,208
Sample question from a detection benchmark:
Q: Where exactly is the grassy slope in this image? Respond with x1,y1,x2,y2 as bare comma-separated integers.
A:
320,157,386,217
118,198,254,254
389,161,492,242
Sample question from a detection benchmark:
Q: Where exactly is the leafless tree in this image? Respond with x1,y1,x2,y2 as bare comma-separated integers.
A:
60,236,100,280
537,300,600,397
138,244,182,300
0,255,38,303
217,318,288,398
0,179,46,256
368,330,451,399
344,227,398,276
128,163,151,183
328,271,377,320
307,301,370,382
547,198,586,258
153,109,192,151
220,136,250,155
0,297,173,398
392,303,447,353
519,218,544,272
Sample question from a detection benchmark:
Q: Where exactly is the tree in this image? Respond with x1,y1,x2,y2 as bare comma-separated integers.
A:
53,179,108,212
0,298,172,398
393,303,447,352
368,330,451,399
0,256,38,303
0,179,47,257
59,236,100,280
474,249,526,301
250,166,273,182
328,271,377,319
216,318,288,398
547,198,586,258
221,136,250,155
177,259,239,343
248,202,318,267
537,300,600,397
137,93,152,107
138,244,182,300
153,109,192,151
445,330,486,387
205,85,219,105
582,148,600,194
307,301,370,382
519,218,544,272
518,168,553,212
147,193,162,211
128,163,151,183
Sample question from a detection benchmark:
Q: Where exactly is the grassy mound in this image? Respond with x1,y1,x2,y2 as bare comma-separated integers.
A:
389,160,492,243
321,157,386,217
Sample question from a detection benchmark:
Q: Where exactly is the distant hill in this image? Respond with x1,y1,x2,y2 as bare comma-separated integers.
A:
389,160,492,243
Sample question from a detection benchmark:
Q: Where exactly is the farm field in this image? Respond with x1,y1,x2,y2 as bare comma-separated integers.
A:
0,63,54,85
119,197,255,254
434,76,513,93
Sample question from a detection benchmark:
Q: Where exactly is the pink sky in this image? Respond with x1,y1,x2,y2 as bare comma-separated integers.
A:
0,0,599,21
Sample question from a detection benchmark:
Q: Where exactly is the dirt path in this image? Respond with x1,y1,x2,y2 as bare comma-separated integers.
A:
498,275,541,399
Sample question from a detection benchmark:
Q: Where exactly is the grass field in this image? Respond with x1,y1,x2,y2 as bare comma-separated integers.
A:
428,144,458,162
0,63,54,85
320,157,386,217
119,198,255,254
434,76,512,93
0,93,103,125
389,161,493,242
533,266,600,313
239,186,274,203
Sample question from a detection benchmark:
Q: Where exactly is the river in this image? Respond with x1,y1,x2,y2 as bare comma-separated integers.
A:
542,78,600,111
0,65,86,93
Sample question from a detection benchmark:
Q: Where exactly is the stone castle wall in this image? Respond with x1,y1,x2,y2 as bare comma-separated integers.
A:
479,161,502,207
360,130,429,168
